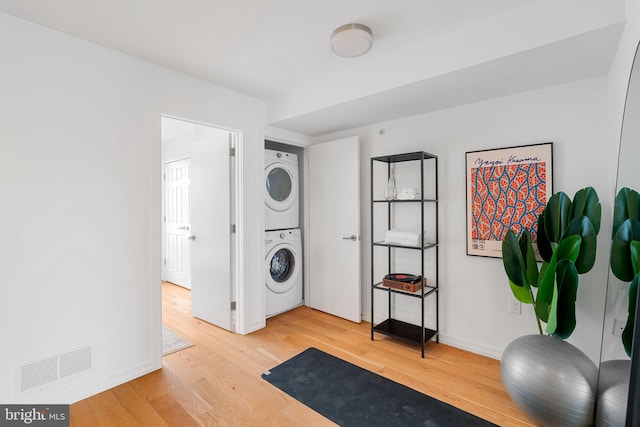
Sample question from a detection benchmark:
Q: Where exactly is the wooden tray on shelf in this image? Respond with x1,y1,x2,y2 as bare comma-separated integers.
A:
382,277,426,293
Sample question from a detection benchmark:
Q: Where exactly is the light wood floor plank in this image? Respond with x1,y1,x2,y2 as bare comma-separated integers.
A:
69,282,539,426
149,393,201,427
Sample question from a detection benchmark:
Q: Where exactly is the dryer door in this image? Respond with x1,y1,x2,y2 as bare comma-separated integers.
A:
266,244,300,294
265,162,298,212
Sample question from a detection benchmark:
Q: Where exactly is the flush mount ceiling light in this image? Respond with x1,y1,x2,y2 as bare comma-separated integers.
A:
331,23,373,57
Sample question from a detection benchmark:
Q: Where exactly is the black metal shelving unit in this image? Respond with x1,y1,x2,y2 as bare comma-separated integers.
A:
370,151,439,358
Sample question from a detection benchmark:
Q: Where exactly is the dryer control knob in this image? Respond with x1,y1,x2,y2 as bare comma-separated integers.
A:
277,152,282,158
280,232,285,239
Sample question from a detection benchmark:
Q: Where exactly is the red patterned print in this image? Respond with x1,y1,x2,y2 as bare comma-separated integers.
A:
471,163,546,241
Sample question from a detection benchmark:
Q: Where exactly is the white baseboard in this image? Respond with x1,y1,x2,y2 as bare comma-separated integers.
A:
58,360,159,404
437,333,502,360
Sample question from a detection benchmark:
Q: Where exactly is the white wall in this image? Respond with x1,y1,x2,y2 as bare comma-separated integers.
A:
0,12,266,404
317,76,614,361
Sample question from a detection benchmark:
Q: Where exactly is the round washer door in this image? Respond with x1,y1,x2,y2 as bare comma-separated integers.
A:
265,163,297,212
265,244,299,294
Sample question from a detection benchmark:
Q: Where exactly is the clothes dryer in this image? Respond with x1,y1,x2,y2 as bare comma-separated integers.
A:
265,228,303,317
265,149,299,230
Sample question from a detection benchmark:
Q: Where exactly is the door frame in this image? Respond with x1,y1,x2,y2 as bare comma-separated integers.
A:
160,113,242,333
263,131,312,312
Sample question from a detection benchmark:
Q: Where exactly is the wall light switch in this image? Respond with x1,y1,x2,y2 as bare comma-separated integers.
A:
508,296,521,315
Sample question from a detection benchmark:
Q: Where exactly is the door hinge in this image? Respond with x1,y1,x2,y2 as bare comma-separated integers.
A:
230,301,237,311
229,147,236,157
230,224,236,233
163,258,166,266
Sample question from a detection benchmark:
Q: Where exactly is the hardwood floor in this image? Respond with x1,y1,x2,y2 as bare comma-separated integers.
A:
69,282,538,426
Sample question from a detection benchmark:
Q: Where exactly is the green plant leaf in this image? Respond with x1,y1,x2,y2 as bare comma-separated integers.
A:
537,210,553,263
537,262,550,288
622,240,640,356
555,234,582,262
536,235,581,322
543,192,572,243
622,276,638,357
502,230,526,287
613,187,640,238
509,280,533,304
564,216,598,274
570,187,601,235
552,260,579,338
632,240,640,277
519,230,539,287
537,262,554,322
611,219,640,281
545,273,560,335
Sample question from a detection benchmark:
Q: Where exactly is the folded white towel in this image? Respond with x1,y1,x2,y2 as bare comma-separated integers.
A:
384,237,422,247
397,188,420,200
384,229,426,246
397,192,419,200
385,228,424,241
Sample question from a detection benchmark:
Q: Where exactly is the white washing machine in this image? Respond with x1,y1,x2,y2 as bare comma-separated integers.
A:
265,149,299,230
265,228,303,317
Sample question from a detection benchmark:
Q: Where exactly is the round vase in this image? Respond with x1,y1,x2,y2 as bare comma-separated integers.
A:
501,334,598,427
596,359,630,427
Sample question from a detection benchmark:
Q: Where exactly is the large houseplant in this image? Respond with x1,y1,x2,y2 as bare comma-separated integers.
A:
500,187,602,426
593,187,640,427
610,187,640,356
501,186,601,338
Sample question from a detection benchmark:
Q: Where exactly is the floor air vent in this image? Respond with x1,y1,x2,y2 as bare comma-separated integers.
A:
20,357,57,392
60,346,92,378
18,345,93,392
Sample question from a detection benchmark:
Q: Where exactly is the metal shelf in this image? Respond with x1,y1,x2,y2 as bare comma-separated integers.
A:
370,151,439,358
373,318,438,345
372,198,438,203
372,241,438,250
371,151,437,163
372,282,438,299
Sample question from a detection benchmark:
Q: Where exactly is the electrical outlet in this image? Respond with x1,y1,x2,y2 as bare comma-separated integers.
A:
613,318,626,336
508,297,521,315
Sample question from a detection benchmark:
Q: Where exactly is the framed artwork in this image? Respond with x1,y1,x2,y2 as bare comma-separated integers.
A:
466,142,553,258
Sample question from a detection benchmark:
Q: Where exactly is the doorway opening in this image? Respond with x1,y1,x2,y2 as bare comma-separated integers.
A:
160,115,239,336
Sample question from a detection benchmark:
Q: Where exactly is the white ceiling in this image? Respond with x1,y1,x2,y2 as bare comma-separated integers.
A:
0,0,627,136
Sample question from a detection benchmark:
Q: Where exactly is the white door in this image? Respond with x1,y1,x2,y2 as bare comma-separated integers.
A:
163,159,191,289
189,132,233,330
308,137,361,323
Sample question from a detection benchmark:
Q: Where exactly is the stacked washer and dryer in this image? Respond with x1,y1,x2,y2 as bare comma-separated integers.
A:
264,149,303,317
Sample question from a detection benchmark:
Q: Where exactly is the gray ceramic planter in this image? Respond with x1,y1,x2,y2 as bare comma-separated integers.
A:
501,334,598,427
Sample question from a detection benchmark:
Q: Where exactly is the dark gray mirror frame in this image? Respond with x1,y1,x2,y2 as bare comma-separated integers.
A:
629,299,640,425
624,40,640,427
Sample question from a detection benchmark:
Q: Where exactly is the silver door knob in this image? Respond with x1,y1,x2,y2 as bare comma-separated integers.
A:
342,235,357,241
187,235,196,241
177,225,190,230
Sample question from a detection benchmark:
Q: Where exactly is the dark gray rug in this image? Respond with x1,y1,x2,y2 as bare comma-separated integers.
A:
262,347,497,427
